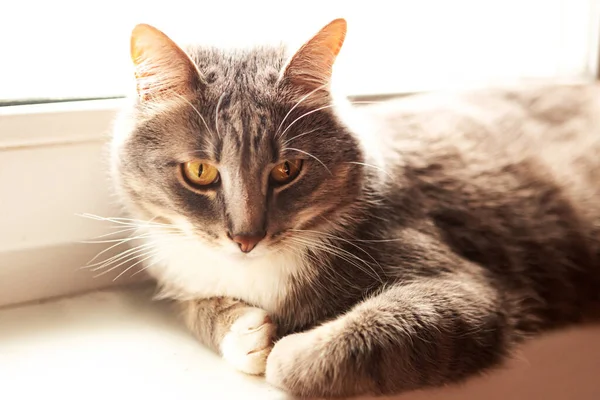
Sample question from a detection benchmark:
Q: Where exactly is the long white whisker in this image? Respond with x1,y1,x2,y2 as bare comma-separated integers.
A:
95,231,194,279
291,231,384,284
83,221,182,266
130,257,165,278
94,251,159,279
89,215,167,226
288,236,381,285
77,213,174,229
172,91,214,138
113,253,161,282
83,241,159,269
276,83,328,137
86,228,190,270
89,226,143,239
80,233,156,244
285,148,331,175
289,243,352,289
91,248,158,274
278,104,336,139
84,235,147,266
295,228,383,267
283,128,320,146
345,161,393,179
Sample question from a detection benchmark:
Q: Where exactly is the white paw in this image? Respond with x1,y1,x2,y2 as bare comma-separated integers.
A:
220,308,276,375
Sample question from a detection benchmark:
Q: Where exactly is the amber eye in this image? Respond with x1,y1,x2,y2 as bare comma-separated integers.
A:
182,160,220,187
270,159,303,185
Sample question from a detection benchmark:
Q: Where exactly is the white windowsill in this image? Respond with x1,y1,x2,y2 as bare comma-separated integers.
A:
0,284,286,400
1,285,599,400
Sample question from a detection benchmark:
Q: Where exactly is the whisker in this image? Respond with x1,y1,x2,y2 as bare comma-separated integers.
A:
88,226,141,239
277,98,384,142
291,230,385,284
288,235,381,283
130,256,164,278
349,238,405,243
84,235,147,266
80,233,155,244
295,228,383,266
93,231,193,279
297,246,359,290
91,247,158,274
94,251,159,279
278,243,345,295
77,213,173,229
278,103,336,139
83,240,159,269
89,242,162,272
287,237,379,289
345,161,393,179
215,92,226,139
113,253,163,282
275,83,328,137
282,128,320,146
104,217,174,228
285,148,331,175
171,91,215,138
83,222,183,267
320,216,406,243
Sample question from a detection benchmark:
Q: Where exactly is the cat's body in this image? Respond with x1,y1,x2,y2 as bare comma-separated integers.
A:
111,20,600,398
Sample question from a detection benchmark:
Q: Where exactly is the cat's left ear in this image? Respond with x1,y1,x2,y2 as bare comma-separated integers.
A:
279,18,347,101
130,24,203,102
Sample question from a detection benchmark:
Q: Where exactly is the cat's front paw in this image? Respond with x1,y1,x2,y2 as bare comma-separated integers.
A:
220,307,276,375
265,323,336,397
265,320,368,398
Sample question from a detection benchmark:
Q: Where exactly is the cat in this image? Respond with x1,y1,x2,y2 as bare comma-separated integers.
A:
109,18,600,398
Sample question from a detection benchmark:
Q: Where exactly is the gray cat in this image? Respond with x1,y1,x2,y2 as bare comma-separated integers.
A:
109,18,600,398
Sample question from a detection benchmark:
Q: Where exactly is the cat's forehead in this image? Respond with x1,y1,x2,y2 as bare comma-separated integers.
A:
216,95,279,168
183,46,292,167
189,45,286,93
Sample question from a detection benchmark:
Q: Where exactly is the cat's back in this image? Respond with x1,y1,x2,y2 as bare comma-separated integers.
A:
362,82,600,210
365,82,600,158
355,82,600,323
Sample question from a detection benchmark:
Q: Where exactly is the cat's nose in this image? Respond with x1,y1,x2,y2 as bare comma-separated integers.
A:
229,231,266,253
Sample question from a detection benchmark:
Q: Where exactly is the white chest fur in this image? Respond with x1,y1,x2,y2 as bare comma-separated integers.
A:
143,234,304,313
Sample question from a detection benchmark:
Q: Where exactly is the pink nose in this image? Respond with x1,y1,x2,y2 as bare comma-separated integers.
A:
231,233,265,253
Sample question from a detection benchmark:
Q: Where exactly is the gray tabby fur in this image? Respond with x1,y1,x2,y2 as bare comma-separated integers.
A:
110,20,600,398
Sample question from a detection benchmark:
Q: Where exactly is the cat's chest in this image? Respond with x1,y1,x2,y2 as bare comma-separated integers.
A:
145,237,302,313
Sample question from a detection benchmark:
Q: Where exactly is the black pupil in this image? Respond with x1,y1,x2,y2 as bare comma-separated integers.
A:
282,162,290,176
198,163,203,177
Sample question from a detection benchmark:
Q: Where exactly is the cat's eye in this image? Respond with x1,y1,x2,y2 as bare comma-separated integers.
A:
270,159,303,185
182,160,220,187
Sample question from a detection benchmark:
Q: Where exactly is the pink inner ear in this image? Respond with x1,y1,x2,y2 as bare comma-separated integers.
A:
130,24,199,102
281,18,347,95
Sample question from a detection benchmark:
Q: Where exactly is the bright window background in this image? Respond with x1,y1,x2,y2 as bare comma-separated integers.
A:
1,0,598,102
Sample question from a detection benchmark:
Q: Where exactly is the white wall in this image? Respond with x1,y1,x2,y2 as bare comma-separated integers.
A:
0,100,146,307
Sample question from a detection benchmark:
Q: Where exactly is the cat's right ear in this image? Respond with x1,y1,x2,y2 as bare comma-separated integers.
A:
278,18,347,103
130,24,203,102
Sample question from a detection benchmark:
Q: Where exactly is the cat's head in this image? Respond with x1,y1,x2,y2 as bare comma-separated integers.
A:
111,19,366,259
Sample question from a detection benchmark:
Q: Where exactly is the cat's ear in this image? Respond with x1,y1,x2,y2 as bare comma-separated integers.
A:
279,18,347,99
130,24,202,102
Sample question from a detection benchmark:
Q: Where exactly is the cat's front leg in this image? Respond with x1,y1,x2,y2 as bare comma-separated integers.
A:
182,297,277,375
266,274,509,397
